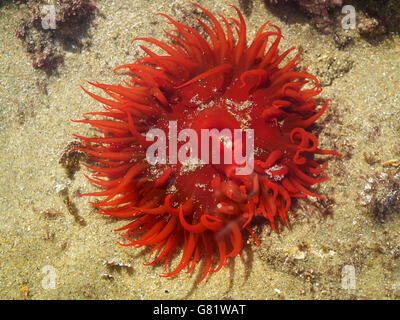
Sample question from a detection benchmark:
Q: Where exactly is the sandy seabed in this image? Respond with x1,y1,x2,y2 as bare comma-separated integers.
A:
0,0,399,300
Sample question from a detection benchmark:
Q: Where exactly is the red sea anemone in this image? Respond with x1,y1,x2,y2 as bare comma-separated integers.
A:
74,3,339,283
